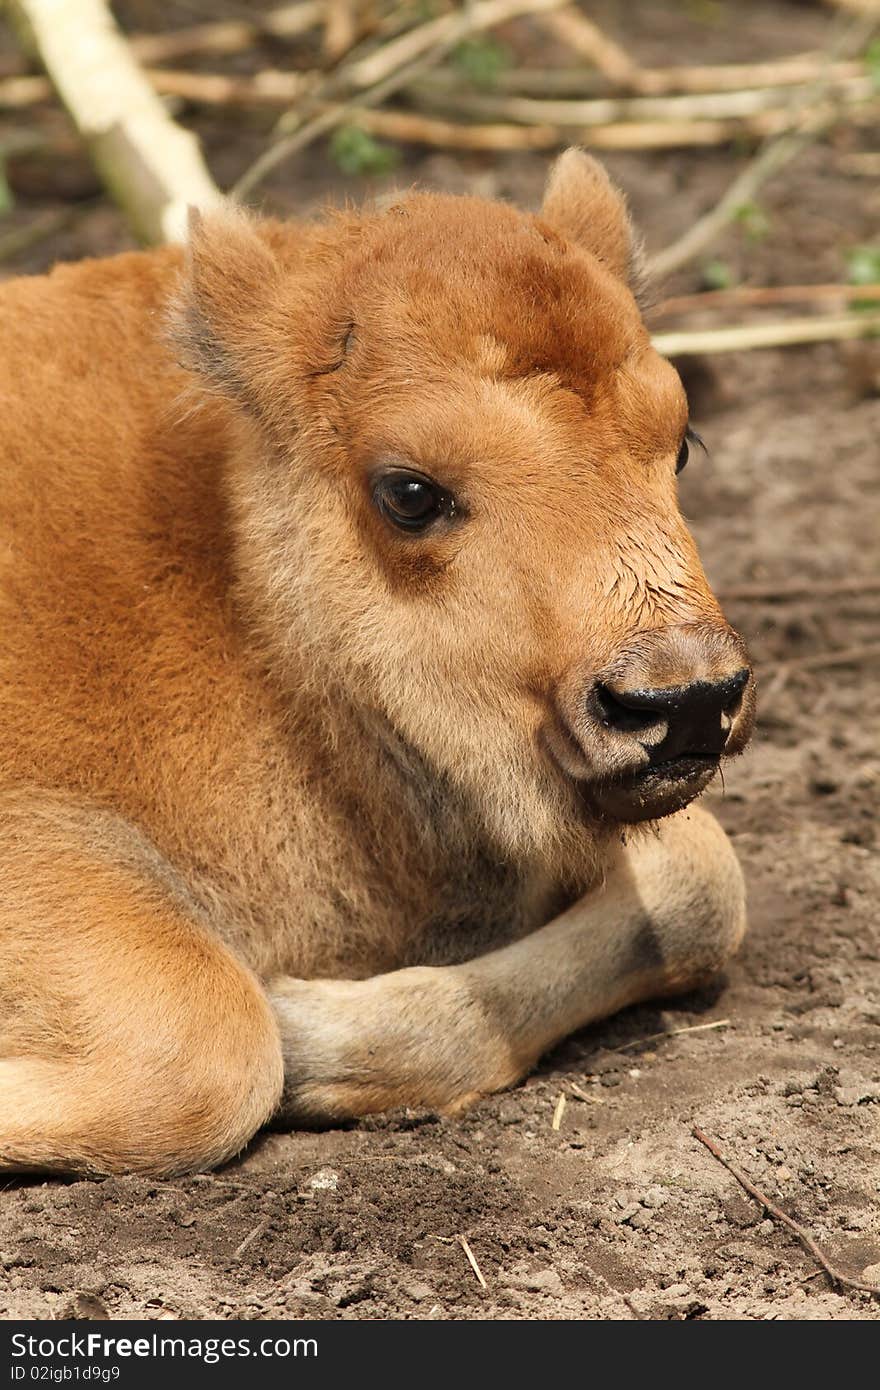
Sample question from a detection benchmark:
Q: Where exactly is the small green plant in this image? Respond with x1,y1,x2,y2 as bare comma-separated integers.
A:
700,259,735,291
0,157,13,218
329,126,401,177
734,201,770,243
452,35,511,89
845,244,880,316
845,244,880,286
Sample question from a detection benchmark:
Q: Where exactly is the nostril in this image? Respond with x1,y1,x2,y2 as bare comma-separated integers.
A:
719,667,751,716
594,682,665,735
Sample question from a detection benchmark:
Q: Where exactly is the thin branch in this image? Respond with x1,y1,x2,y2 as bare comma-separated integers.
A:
693,1127,880,1298
648,13,880,281
335,106,561,148
309,101,879,154
323,0,360,64
652,311,880,357
408,73,877,127
606,1018,730,1055
230,0,568,199
649,124,823,282
534,5,642,89
343,0,563,90
429,54,868,98
0,64,320,110
457,1234,488,1290
773,643,880,673
128,2,323,65
654,282,880,318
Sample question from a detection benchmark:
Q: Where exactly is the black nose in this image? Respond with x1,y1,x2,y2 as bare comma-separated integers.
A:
595,667,750,761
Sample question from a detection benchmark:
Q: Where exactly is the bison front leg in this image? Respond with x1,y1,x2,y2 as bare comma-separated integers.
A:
271,804,745,1123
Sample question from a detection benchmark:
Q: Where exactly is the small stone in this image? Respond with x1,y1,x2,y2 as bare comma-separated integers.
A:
776,1167,793,1183
628,1208,653,1230
833,1083,880,1107
400,1280,435,1302
861,1262,880,1282
523,1268,564,1295
664,1283,691,1299
642,1186,670,1210
757,1219,775,1236
309,1167,340,1191
64,1293,109,1320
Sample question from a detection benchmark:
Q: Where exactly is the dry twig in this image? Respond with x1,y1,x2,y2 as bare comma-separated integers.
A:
323,0,359,64
648,12,880,280
535,6,642,89
569,1082,604,1104
441,54,868,98
652,312,880,357
316,102,880,154
342,0,564,89
607,1018,730,1055
693,1127,880,1298
129,2,323,65
551,1092,567,1130
457,1234,488,1290
233,1218,270,1259
773,643,880,674
409,74,877,127
231,0,567,198
654,282,880,318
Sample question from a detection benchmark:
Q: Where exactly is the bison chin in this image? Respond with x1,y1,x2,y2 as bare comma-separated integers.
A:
579,753,721,825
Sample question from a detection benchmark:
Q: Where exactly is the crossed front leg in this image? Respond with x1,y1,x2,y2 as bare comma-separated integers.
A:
0,798,743,1175
271,803,746,1124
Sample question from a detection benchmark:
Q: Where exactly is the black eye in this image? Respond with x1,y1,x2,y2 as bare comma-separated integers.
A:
374,472,453,532
676,425,705,475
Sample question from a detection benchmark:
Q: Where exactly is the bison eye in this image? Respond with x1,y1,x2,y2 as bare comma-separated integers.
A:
374,471,453,533
676,425,705,475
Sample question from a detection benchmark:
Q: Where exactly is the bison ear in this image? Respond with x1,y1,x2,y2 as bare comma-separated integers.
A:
540,148,641,286
172,204,282,395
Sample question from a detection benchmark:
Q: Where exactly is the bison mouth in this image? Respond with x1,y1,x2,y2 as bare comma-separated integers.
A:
541,712,723,824
578,753,720,824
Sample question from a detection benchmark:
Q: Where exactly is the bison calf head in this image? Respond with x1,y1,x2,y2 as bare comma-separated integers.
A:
176,150,754,870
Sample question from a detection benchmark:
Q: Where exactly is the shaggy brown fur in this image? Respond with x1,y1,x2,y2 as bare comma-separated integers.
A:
0,151,753,1175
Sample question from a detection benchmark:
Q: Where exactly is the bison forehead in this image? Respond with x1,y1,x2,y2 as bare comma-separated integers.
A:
341,196,646,395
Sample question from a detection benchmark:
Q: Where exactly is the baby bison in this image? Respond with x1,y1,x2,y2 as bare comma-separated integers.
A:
0,151,754,1176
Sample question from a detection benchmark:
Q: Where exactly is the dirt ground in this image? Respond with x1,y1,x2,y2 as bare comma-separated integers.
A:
1,1,878,1321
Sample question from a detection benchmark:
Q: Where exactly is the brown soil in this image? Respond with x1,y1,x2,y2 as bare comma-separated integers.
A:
1,0,878,1322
